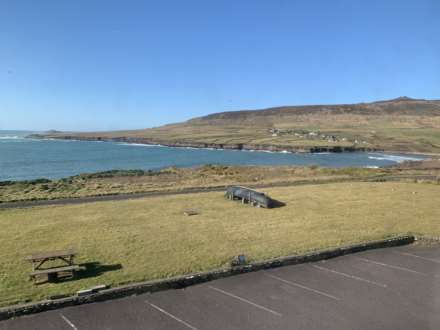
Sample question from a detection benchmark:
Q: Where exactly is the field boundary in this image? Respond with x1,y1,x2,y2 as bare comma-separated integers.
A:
2,175,436,209
0,234,415,321
415,234,440,242
0,177,359,209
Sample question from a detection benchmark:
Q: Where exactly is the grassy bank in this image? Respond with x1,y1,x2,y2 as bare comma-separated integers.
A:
0,165,386,203
1,181,440,307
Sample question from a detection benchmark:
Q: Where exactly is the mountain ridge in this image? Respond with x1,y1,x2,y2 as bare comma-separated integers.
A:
188,97,440,123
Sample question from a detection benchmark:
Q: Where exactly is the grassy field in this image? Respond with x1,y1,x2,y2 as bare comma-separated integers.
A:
36,98,440,153
1,181,440,307
38,123,440,154
133,119,440,153
0,165,386,203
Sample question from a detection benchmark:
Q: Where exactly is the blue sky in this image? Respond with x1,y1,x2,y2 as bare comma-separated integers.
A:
1,0,439,131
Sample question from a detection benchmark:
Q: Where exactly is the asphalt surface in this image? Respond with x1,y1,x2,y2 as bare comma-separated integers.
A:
2,244,439,329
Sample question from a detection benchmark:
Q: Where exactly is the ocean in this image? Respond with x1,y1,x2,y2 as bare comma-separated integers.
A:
0,130,426,181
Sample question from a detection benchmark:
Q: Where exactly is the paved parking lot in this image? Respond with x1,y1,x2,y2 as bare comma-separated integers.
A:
2,244,439,329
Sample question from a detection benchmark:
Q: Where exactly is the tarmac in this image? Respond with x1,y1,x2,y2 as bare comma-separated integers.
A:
1,244,439,329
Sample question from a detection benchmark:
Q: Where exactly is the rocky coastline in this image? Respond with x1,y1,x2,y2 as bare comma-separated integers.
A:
28,134,383,153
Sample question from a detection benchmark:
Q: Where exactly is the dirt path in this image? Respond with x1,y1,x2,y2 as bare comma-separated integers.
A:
0,178,354,209
1,175,436,210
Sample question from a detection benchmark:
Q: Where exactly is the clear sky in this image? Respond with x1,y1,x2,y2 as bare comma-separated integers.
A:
1,0,439,131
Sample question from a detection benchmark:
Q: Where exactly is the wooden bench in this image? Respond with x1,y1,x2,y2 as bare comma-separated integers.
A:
30,265,83,282
25,249,77,267
26,249,82,283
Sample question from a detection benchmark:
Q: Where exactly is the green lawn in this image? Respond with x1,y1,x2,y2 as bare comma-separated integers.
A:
1,181,440,307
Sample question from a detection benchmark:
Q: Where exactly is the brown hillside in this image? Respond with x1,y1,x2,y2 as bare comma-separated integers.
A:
189,97,440,124
33,97,440,153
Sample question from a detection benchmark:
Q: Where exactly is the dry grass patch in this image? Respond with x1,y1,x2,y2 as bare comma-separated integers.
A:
1,181,440,306
0,165,382,203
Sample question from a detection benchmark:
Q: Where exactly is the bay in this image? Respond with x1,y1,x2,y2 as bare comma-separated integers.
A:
0,130,425,181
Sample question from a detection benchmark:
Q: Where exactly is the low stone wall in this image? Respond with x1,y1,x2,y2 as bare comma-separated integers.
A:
0,235,414,321
415,234,440,243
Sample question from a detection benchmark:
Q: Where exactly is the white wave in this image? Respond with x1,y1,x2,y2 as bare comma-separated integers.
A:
242,148,292,154
117,142,164,148
19,138,43,142
0,136,23,139
364,165,379,169
367,153,424,163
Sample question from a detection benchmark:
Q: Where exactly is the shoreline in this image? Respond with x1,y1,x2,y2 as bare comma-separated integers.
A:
28,134,383,154
27,134,438,158
0,135,431,184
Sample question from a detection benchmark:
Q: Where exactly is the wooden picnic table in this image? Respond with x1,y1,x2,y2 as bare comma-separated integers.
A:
25,248,82,282
26,248,77,270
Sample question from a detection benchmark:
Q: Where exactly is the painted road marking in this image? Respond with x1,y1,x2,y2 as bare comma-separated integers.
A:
146,301,199,330
357,257,428,276
393,251,440,264
313,265,388,288
265,274,340,301
60,314,78,330
208,285,282,317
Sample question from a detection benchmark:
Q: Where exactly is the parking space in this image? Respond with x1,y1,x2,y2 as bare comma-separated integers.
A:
0,310,73,330
2,244,439,329
145,284,284,330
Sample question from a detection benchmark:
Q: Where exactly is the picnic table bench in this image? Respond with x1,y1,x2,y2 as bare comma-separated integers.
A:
25,249,83,283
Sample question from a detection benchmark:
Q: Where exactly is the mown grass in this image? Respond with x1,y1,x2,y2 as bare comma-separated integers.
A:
1,181,440,307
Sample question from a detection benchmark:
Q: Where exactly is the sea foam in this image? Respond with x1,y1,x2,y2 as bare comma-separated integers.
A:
367,153,424,163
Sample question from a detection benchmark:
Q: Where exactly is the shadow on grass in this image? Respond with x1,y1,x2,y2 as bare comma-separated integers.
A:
76,262,123,280
270,199,286,208
231,197,286,209
34,262,123,284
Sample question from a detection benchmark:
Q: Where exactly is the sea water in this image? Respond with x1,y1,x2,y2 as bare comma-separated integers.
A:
0,130,426,181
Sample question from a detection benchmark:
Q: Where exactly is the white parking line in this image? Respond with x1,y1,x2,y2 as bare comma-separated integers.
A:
60,314,78,330
208,285,282,317
146,301,199,330
393,251,440,264
265,274,340,301
313,265,388,288
356,257,428,276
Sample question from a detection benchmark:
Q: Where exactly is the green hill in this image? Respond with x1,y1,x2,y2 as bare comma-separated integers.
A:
32,97,440,153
